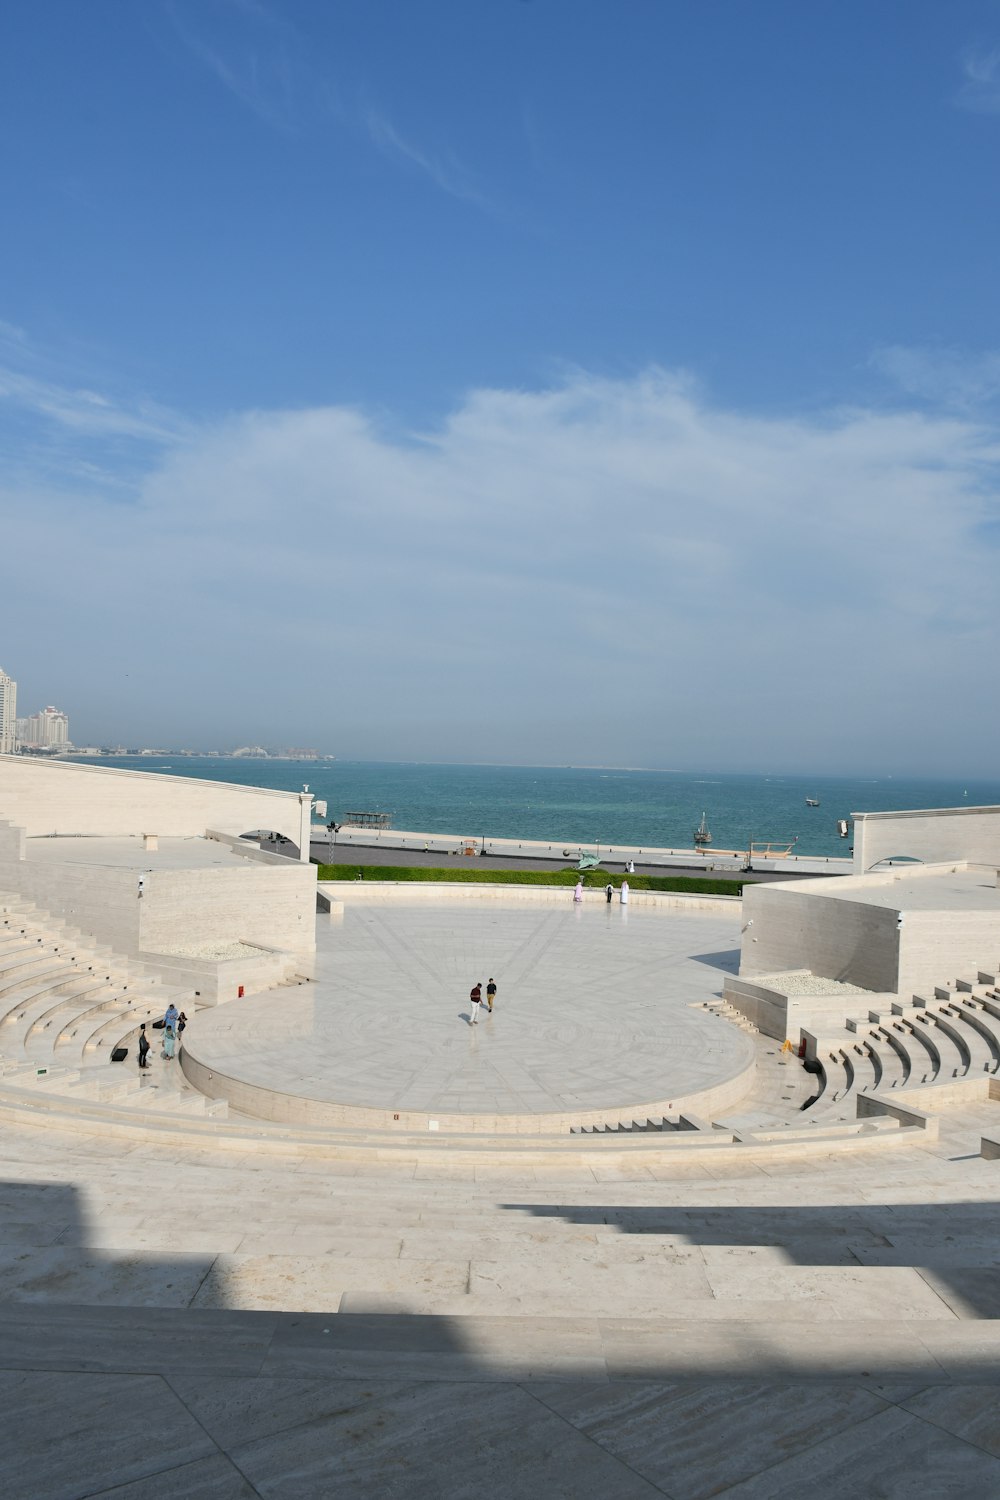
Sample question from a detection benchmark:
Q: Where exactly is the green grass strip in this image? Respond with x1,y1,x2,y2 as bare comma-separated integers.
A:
315,863,744,896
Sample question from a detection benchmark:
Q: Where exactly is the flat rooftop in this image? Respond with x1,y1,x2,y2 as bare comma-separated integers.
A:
24,835,274,873
812,867,1000,914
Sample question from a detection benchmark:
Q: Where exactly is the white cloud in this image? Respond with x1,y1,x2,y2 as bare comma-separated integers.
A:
3,368,999,771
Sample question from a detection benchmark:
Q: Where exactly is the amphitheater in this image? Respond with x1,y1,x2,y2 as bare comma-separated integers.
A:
3,759,1000,1498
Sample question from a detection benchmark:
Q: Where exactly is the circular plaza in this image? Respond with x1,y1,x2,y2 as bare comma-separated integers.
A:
181,895,753,1131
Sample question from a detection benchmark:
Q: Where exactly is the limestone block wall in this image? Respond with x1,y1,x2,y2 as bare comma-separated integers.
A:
136,945,306,1005
0,854,316,969
897,909,1000,997
0,858,141,952
0,756,312,859
723,975,898,1039
740,882,901,992
137,865,315,959
853,805,1000,873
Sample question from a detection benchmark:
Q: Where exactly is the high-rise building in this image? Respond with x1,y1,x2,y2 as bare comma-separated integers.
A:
0,667,16,754
21,706,70,749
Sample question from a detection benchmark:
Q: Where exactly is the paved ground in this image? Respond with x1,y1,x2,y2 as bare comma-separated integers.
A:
4,1104,1000,1498
183,900,750,1123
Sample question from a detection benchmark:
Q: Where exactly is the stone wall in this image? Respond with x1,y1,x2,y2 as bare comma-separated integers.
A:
0,846,317,988
0,756,313,859
740,868,1000,999
853,805,1000,873
740,881,901,992
897,908,1000,997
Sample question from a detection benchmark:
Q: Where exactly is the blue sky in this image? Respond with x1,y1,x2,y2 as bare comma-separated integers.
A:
2,0,1000,773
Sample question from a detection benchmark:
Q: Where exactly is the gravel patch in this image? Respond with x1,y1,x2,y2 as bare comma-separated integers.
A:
754,969,873,996
154,940,262,961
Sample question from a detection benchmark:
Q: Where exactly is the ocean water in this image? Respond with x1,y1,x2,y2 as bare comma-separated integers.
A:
65,759,1000,859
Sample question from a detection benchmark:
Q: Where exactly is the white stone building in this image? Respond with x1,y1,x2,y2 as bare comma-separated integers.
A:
19,704,70,748
0,666,16,754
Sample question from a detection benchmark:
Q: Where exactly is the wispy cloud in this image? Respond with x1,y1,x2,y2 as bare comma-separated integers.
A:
0,328,189,497
0,366,181,443
872,344,1000,409
363,108,498,214
956,45,1000,114
163,0,300,133
160,3,498,215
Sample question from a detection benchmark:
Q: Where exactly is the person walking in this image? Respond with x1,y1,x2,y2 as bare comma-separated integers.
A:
163,1001,179,1031
486,978,497,1013
469,981,483,1025
605,882,614,904
162,1026,176,1062
137,1023,150,1070
620,879,630,905
574,880,583,903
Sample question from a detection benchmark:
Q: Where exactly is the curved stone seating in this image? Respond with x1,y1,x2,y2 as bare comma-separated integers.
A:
56,996,165,1054
1,979,119,1040
0,897,221,1123
0,892,986,1168
866,1035,904,1090
936,1005,995,1075
889,1018,935,1082
949,997,1000,1067
873,1023,913,1082
914,1012,965,1079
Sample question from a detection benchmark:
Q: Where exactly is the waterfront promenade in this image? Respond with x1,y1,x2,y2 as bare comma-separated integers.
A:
309,826,850,879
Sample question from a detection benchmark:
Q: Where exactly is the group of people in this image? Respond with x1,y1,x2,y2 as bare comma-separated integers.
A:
136,1002,188,1070
574,879,629,904
468,978,497,1025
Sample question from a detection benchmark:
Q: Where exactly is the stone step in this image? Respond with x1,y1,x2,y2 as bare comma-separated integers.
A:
7,1302,1000,1384
57,999,170,1055
0,980,121,1040
893,1014,947,1086
937,1006,995,1076
911,1013,965,1080
947,998,1000,1067
868,1035,906,1090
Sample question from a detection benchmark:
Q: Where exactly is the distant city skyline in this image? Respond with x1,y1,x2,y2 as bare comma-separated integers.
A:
2,3,1000,776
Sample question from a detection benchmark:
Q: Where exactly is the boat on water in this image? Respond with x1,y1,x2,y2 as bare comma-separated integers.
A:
694,812,712,846
805,798,820,807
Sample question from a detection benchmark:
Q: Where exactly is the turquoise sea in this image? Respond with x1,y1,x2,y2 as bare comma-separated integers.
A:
65,759,1000,859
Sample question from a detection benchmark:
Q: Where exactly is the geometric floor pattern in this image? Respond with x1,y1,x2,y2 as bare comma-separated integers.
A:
184,900,751,1121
